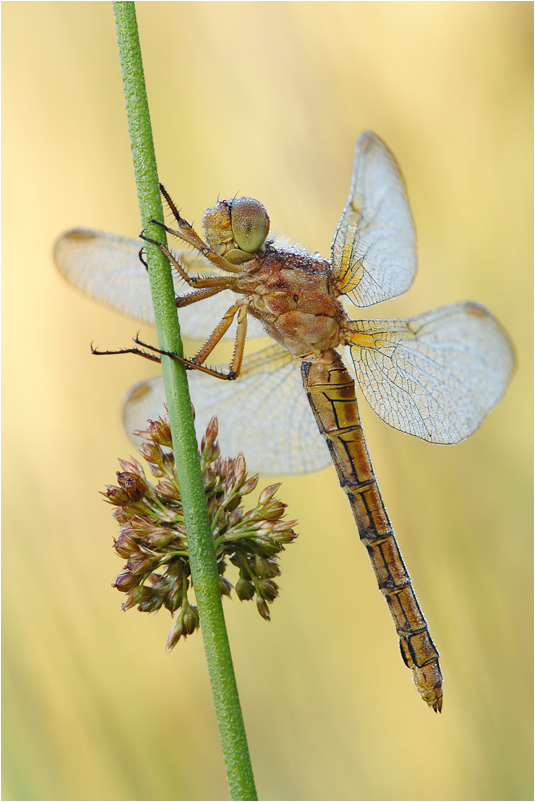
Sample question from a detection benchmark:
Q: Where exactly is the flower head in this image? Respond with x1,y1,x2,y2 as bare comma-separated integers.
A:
104,415,297,649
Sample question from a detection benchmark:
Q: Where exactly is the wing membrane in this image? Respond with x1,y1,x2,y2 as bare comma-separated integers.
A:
123,344,330,475
53,228,266,340
332,131,417,307
346,302,515,443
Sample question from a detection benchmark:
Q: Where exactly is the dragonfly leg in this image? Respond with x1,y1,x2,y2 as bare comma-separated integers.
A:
151,183,245,274
91,342,162,364
138,247,149,272
228,303,248,379
146,218,239,277
129,335,240,380
159,183,208,250
140,232,233,289
190,300,248,378
157,220,239,274
176,285,230,308
130,300,249,381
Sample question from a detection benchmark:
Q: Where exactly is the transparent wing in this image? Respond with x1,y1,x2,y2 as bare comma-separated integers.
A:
346,301,515,443
53,228,266,340
331,131,417,308
123,344,331,475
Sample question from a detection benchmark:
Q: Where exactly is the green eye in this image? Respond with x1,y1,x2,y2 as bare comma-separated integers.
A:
230,198,270,253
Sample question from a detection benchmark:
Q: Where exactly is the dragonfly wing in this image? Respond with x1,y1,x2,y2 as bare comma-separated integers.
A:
346,302,515,444
331,131,417,307
123,344,331,475
53,228,265,340
54,229,158,324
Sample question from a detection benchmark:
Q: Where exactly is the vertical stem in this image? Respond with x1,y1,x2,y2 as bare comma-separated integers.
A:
113,4,257,799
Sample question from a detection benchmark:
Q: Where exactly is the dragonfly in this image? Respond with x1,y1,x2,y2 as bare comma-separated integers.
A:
54,131,515,712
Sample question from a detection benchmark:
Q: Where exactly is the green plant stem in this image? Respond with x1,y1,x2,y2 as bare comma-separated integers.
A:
113,4,257,799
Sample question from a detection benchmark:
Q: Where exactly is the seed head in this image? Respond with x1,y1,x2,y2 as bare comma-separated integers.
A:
106,414,298,650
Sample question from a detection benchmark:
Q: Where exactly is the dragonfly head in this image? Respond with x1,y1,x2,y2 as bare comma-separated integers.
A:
203,198,270,265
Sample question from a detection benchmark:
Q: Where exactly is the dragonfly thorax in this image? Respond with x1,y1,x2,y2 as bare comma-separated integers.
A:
240,249,346,357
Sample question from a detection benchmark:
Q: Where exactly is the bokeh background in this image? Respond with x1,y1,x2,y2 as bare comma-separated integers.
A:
3,3,532,800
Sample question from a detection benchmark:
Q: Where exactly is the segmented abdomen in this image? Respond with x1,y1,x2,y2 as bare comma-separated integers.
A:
301,350,443,712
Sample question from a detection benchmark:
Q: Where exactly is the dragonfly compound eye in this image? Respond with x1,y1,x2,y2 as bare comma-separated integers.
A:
230,198,270,253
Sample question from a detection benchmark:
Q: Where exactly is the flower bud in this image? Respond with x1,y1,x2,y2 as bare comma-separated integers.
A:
236,577,255,601
129,515,156,535
147,417,172,447
219,576,233,597
114,571,140,592
182,605,200,635
162,452,176,473
201,416,219,453
145,528,177,548
258,483,281,505
121,585,145,611
257,578,279,602
118,458,144,477
138,441,165,474
259,500,286,520
126,552,157,577
116,471,146,501
253,555,280,579
231,453,247,488
240,475,259,494
256,598,271,621
113,531,138,558
103,485,129,505
138,587,164,613
166,618,185,651
155,479,179,500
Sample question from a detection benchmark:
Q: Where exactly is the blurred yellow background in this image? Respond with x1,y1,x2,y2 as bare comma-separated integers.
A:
3,3,532,800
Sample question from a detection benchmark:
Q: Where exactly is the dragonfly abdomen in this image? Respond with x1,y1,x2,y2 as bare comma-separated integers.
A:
301,351,443,712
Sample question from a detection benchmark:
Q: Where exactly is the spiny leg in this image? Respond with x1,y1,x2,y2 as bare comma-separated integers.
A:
93,340,232,379
190,301,248,376
160,183,185,227
152,183,243,274
95,295,250,380
159,183,206,250
139,235,232,311
91,342,163,364
132,299,249,380
148,216,237,275
140,232,232,290
176,285,229,308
